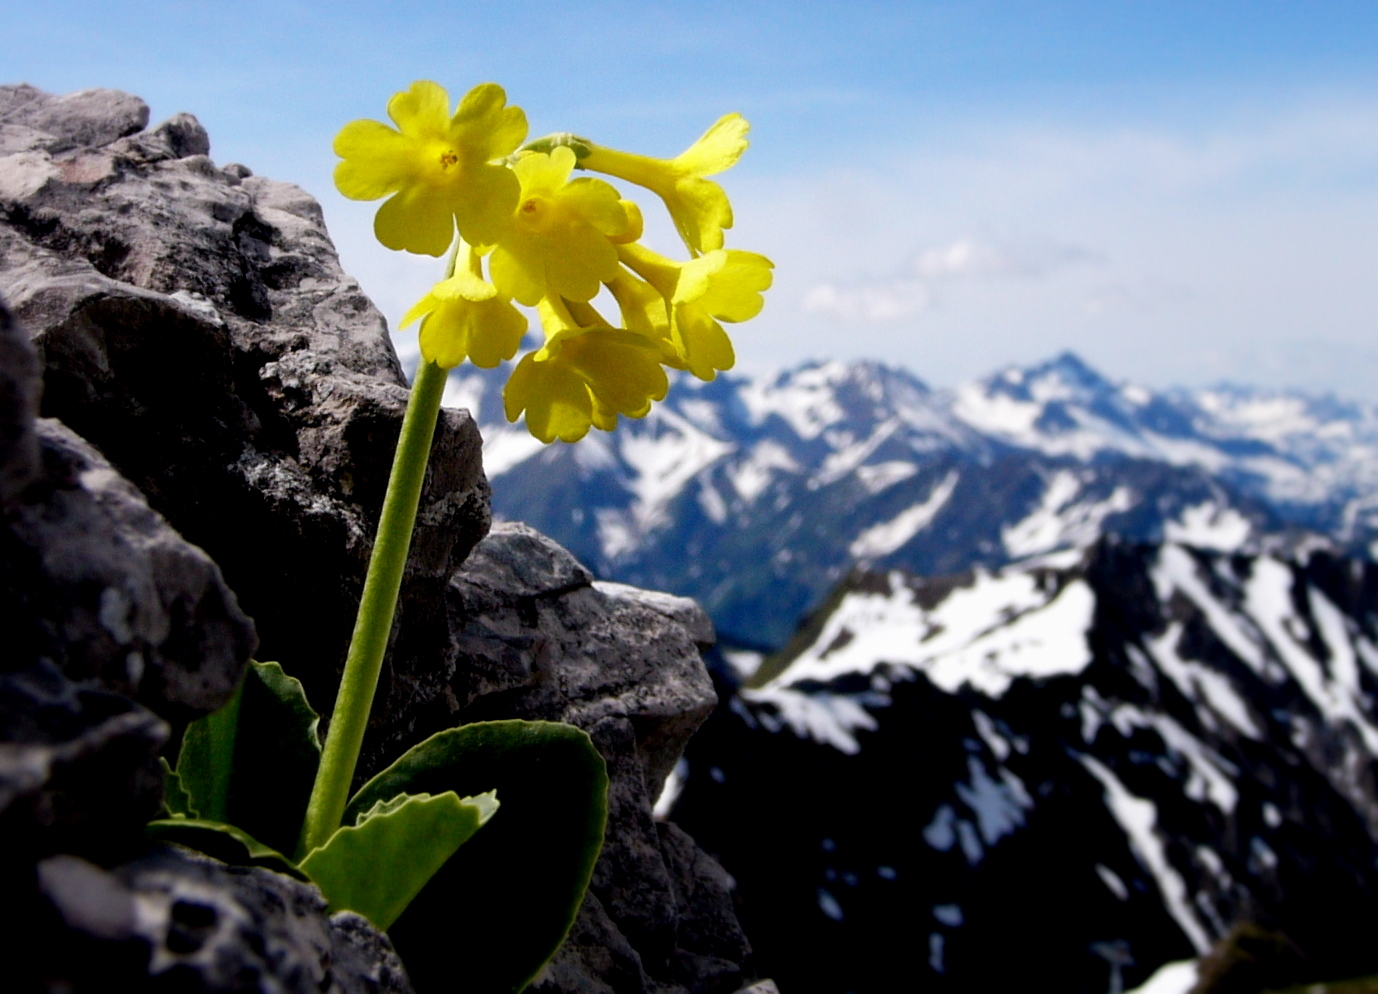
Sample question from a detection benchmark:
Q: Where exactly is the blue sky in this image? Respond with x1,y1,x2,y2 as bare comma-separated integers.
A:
8,2,1378,397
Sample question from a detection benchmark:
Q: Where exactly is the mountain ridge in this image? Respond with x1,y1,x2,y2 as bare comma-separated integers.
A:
669,537,1378,992
450,351,1378,646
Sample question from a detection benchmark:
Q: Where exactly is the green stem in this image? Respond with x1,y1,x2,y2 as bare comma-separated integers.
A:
298,358,448,856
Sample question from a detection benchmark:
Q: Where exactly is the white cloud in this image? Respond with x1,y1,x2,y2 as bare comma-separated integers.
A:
802,278,934,322
721,94,1378,398
803,236,1098,323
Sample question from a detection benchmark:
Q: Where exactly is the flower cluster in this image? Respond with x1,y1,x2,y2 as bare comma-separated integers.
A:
335,81,773,443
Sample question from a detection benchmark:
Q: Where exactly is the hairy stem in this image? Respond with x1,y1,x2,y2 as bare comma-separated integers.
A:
298,358,448,856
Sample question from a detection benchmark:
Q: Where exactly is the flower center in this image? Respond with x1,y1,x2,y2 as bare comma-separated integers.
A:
438,150,459,169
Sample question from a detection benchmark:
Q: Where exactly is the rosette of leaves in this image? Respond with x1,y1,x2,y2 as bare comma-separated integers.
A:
152,661,607,993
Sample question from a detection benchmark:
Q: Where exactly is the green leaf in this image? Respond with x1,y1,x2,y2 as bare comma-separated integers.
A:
177,660,321,855
159,757,197,818
146,818,308,881
176,678,242,822
343,720,608,994
300,791,498,931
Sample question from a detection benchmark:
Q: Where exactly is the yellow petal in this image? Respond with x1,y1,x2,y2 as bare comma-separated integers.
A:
453,162,520,248
400,291,438,330
609,200,644,244
430,269,498,302
466,299,528,368
590,397,619,432
504,350,593,443
387,81,452,135
669,176,733,254
607,270,680,366
672,113,750,176
418,295,527,369
563,330,669,415
673,304,736,381
677,249,774,321
542,223,620,302
452,83,528,160
333,120,410,200
513,146,576,194
562,178,629,236
374,185,455,257
489,242,545,307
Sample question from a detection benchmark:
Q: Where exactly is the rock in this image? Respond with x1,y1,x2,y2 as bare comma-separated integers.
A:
0,85,490,725
28,845,414,993
1,418,255,720
0,660,166,864
329,911,415,994
0,85,149,155
0,297,39,502
657,821,752,993
533,891,654,994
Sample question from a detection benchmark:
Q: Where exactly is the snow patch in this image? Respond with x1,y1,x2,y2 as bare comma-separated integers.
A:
741,686,879,754
1245,559,1378,754
1002,471,1134,558
1081,756,1211,954
653,758,687,819
728,439,798,503
856,460,919,495
1125,960,1198,994
764,567,1096,698
1165,503,1252,552
723,650,764,681
849,472,958,559
1151,547,1264,674
1096,863,1129,901
481,425,546,477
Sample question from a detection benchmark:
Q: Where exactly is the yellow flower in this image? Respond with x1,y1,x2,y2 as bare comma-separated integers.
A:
581,113,749,255
400,250,527,369
618,243,774,381
503,298,668,443
605,270,681,367
334,81,527,256
488,147,629,306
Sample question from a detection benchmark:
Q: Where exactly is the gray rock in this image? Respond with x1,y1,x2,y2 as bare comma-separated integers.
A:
0,297,39,502
329,912,415,994
1,418,255,719
0,85,490,726
532,890,652,994
0,660,166,863
0,84,149,155
31,845,414,993
657,821,752,993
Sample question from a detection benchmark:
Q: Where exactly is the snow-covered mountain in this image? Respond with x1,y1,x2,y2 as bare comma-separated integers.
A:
453,353,1378,646
668,541,1378,993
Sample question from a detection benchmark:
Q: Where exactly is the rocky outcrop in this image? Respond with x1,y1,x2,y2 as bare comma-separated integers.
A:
0,291,412,991
2,84,754,993
34,847,412,993
0,82,489,722
4,419,256,718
